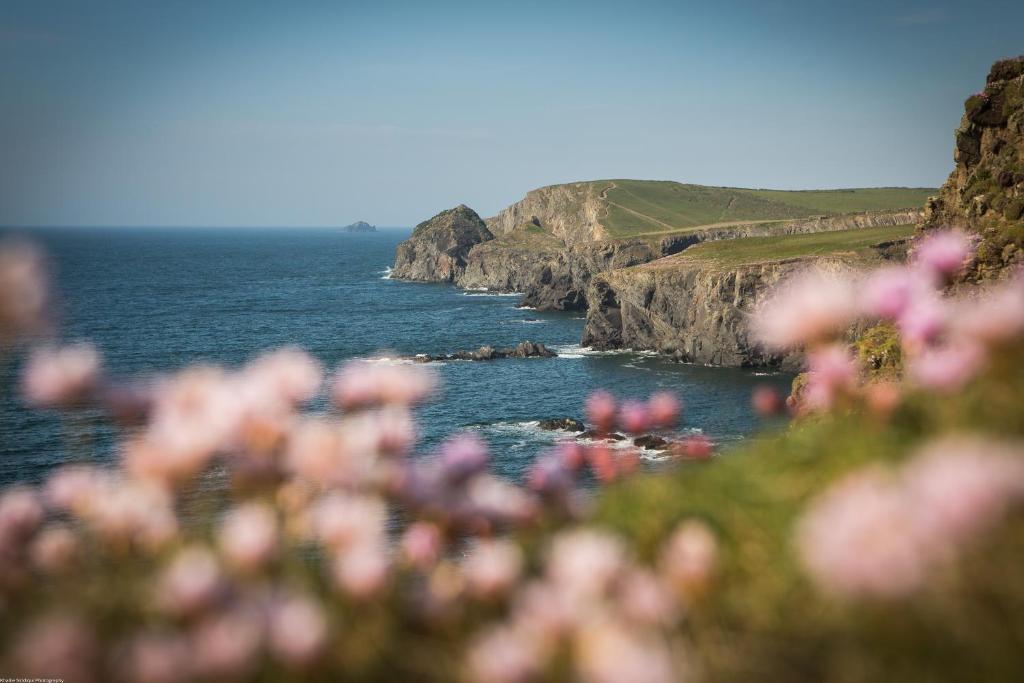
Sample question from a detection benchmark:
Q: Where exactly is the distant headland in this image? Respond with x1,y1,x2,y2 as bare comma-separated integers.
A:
342,221,377,233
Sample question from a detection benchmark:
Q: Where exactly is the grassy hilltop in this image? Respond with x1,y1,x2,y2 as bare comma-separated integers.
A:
587,180,934,238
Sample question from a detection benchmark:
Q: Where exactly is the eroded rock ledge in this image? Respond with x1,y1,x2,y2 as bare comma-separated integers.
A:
406,341,556,363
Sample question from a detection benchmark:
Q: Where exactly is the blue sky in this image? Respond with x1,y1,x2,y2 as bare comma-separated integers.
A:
1,0,1021,227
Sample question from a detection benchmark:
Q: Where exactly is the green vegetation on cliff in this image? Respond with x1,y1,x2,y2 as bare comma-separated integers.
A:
593,180,933,238
655,223,915,268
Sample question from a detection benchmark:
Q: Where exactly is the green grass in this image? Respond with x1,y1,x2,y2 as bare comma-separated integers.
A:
657,223,916,268
590,180,934,238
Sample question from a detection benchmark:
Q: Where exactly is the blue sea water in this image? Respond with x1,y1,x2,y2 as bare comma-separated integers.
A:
0,227,793,486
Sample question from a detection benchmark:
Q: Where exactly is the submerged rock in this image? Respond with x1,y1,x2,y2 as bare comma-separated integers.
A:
633,434,669,450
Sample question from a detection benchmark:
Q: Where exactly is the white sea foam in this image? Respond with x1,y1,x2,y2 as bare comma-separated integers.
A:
553,344,657,359
461,290,523,297
379,266,393,280
518,319,546,324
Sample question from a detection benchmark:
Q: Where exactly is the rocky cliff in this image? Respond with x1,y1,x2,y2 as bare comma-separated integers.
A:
923,55,1024,280
391,205,493,282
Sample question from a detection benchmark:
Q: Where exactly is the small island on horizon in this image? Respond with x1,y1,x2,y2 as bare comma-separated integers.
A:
342,221,377,233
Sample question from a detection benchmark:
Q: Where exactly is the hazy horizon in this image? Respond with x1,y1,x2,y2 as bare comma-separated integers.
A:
2,0,1021,228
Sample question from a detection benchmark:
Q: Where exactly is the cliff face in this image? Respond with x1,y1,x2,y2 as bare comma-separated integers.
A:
392,205,493,282
484,182,606,245
923,56,1024,280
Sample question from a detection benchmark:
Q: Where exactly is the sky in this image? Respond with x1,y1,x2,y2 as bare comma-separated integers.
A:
1,0,1022,228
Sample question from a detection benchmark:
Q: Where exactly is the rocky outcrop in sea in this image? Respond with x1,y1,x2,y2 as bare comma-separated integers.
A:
406,341,556,362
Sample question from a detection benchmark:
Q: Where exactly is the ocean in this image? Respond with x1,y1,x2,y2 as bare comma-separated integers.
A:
0,227,793,486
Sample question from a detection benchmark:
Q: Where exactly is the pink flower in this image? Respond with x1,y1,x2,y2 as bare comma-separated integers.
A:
30,525,78,573
908,340,986,391
401,521,442,570
156,546,223,616
243,346,322,405
896,293,946,350
0,239,49,342
331,359,436,410
575,619,676,683
675,434,713,460
466,625,543,683
751,385,783,417
802,344,858,411
585,390,617,433
218,502,278,572
860,266,929,320
949,276,1024,344
616,568,679,627
751,267,858,350
313,493,386,550
192,607,263,679
463,538,524,599
797,467,926,599
11,612,95,683
912,229,974,279
647,391,681,429
268,594,328,668
43,464,107,513
903,437,1024,550
21,343,101,407
547,528,625,598
122,633,192,683
331,541,389,599
660,519,717,596
618,400,650,434
440,433,490,483
0,487,43,543
465,474,539,528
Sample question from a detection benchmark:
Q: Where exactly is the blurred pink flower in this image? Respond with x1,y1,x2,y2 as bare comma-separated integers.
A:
797,467,926,599
647,391,682,430
331,359,436,410
192,607,263,679
465,474,540,528
0,239,49,342
156,546,223,616
896,292,946,350
585,390,617,433
122,633,192,683
466,625,543,683
949,276,1024,344
908,340,986,391
21,343,101,407
802,344,858,411
912,229,974,279
30,524,78,573
860,266,929,320
751,267,858,350
0,487,43,543
332,541,389,599
313,492,386,550
268,594,328,668
618,400,651,434
401,521,442,570
439,433,490,483
903,437,1024,550
463,538,524,599
660,519,717,596
43,464,106,513
751,385,783,417
548,528,625,598
243,346,322,405
616,568,679,627
12,612,95,683
675,434,713,460
798,438,1024,600
575,619,676,683
218,502,278,572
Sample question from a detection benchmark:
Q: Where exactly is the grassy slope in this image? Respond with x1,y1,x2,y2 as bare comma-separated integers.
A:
654,223,916,268
589,180,934,239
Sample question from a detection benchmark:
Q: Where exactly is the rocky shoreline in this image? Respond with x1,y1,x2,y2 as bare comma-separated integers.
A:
404,341,556,363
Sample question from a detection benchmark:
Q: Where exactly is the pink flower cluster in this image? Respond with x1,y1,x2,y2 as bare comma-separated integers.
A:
1,259,699,683
0,239,50,344
752,230,1023,410
466,521,717,683
797,436,1024,599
